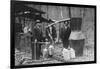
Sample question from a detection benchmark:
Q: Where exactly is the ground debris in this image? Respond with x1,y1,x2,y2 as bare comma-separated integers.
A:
15,43,94,65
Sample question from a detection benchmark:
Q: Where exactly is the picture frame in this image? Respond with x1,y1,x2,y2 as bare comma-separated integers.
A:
11,0,96,69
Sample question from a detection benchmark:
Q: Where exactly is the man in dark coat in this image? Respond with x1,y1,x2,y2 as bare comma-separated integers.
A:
60,22,71,48
31,23,43,60
34,23,43,42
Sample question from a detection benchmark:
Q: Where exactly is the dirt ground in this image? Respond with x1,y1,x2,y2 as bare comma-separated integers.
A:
15,41,94,65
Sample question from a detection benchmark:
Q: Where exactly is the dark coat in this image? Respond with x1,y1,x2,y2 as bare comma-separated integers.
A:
33,26,43,42
46,26,57,41
60,27,71,48
60,27,71,41
31,26,43,59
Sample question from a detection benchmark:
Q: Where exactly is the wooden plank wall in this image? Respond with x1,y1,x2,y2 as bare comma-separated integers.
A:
81,8,95,45
26,4,95,45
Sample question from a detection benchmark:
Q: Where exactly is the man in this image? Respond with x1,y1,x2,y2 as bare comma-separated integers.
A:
46,25,57,43
60,21,71,49
32,23,43,60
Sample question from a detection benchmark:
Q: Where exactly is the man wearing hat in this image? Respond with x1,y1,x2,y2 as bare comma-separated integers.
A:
31,19,43,60
60,21,71,49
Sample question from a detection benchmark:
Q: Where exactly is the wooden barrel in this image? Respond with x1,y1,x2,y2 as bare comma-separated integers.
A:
69,17,85,56
69,31,85,56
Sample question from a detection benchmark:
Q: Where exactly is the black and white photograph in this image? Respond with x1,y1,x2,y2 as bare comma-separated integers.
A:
11,0,96,68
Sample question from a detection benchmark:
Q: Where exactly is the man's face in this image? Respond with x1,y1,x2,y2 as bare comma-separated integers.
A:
64,21,70,28
64,21,68,26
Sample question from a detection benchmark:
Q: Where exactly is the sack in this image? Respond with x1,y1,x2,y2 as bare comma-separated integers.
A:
62,48,76,61
69,48,75,59
62,48,70,61
48,45,54,55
